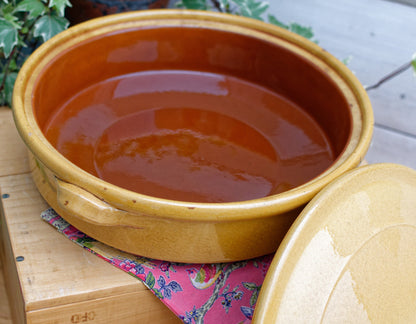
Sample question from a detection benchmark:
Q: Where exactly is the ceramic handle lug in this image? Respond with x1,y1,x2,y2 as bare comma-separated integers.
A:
55,178,131,227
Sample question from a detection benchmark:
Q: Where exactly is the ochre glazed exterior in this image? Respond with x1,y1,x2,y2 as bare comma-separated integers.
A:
13,10,373,263
253,163,416,323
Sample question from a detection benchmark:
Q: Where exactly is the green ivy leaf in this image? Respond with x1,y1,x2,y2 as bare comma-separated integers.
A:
341,55,352,65
48,0,71,17
1,1,15,15
0,72,17,107
267,15,315,41
267,14,289,29
233,0,269,20
0,18,18,58
178,0,208,10
33,14,69,42
15,0,46,20
216,0,229,11
289,23,314,40
2,11,22,28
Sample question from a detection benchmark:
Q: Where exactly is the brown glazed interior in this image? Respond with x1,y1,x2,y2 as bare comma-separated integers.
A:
32,25,352,203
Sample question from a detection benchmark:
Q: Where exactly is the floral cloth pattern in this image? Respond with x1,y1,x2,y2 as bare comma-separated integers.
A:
41,208,273,324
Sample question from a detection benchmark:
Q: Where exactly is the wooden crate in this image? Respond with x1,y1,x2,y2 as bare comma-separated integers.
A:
0,107,180,323
0,254,12,324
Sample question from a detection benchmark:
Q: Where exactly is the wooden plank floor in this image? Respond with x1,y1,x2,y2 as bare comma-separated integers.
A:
2,0,416,322
268,0,416,169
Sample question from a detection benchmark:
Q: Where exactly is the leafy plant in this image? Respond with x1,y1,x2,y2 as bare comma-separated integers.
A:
175,0,316,41
1,0,414,107
176,0,416,92
0,0,71,107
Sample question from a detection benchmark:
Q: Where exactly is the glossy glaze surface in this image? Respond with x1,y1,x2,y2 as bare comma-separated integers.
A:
33,26,352,158
13,11,373,262
43,70,334,202
253,163,416,323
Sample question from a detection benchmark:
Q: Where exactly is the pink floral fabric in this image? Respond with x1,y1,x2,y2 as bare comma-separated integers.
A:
41,208,273,323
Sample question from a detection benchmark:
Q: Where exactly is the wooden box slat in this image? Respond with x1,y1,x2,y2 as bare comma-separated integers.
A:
0,108,29,177
0,106,179,323
0,235,13,324
0,173,180,323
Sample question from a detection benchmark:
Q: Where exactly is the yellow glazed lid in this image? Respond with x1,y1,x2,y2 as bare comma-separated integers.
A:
253,163,416,323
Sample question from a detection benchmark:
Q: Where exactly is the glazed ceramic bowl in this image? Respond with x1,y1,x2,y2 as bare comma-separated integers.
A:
13,10,373,263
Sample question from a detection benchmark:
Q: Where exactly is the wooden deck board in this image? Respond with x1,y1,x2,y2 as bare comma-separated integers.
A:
365,126,416,168
268,0,416,168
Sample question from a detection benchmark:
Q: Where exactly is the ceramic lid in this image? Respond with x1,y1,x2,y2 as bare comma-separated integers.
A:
253,163,416,323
